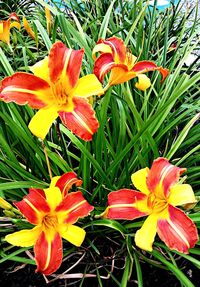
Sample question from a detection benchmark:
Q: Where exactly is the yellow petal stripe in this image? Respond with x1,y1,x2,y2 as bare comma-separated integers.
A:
5,226,42,247
28,106,58,140
135,213,158,251
44,187,62,211
59,224,86,246
71,74,104,98
131,167,150,194
168,184,196,207
135,74,151,91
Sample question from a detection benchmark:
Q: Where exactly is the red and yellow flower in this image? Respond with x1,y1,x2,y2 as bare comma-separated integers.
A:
0,41,104,141
104,158,198,253
92,36,169,91
0,13,20,45
5,172,94,275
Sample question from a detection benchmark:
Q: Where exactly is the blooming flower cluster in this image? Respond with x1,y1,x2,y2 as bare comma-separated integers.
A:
0,28,198,276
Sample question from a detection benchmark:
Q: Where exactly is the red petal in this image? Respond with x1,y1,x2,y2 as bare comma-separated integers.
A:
97,37,126,63
157,205,198,253
8,12,19,22
59,97,99,141
93,53,127,82
0,72,51,108
147,157,186,197
55,172,83,197
107,189,148,220
34,231,62,275
15,188,50,224
108,189,146,205
132,61,169,81
56,191,94,224
48,41,84,88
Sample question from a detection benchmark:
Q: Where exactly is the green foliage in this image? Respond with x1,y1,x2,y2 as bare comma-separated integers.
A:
0,0,200,285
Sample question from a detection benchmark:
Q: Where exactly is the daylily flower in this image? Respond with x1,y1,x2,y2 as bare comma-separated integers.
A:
92,36,169,91
0,41,104,141
45,7,52,35
23,16,36,40
104,158,198,253
0,13,20,45
5,172,94,275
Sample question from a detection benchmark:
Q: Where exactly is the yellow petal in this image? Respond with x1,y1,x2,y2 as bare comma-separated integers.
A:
30,57,50,83
23,16,36,40
135,74,151,91
71,74,104,98
0,23,3,34
109,68,136,86
59,224,86,247
92,43,112,60
135,214,158,251
28,106,58,140
131,168,150,195
50,176,61,188
5,226,41,247
168,184,196,206
10,21,21,30
44,187,62,211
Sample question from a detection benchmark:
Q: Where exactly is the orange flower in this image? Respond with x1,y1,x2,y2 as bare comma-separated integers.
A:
0,41,104,141
104,158,198,253
92,36,169,91
0,13,20,45
5,172,94,275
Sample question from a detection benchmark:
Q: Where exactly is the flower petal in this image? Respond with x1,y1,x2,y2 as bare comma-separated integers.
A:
0,13,20,44
59,224,86,247
132,61,169,82
55,172,83,197
71,74,104,98
48,41,84,90
8,12,19,22
9,21,21,30
131,167,150,195
56,191,94,224
59,97,99,141
30,57,50,82
34,231,62,275
28,106,58,140
96,37,127,63
44,187,62,211
168,184,196,206
0,72,52,108
147,157,186,197
109,67,136,85
106,189,149,220
23,17,36,40
135,74,151,91
135,213,158,252
5,226,42,247
15,188,50,224
157,205,198,253
92,43,112,60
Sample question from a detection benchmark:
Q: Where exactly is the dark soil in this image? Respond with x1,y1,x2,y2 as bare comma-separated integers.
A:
0,255,199,287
